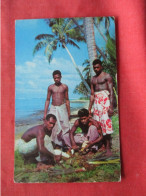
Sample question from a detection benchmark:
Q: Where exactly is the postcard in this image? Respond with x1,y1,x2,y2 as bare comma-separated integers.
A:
14,16,120,183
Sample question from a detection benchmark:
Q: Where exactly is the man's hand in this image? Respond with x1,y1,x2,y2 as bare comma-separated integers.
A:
54,155,61,163
43,114,46,121
89,110,92,118
83,141,92,151
108,107,114,117
57,130,63,141
68,114,71,121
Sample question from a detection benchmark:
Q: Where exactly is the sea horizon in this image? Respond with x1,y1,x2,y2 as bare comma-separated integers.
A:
15,97,89,125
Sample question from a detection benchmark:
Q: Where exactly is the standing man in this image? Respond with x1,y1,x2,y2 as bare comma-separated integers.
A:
88,59,114,156
70,108,103,153
44,70,71,148
17,114,60,164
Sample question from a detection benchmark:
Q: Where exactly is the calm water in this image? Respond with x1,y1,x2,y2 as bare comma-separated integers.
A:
15,98,87,123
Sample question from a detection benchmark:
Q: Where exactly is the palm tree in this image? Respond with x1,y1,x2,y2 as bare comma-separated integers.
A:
74,59,90,97
71,17,107,66
103,34,118,107
33,18,91,94
94,17,115,37
93,17,107,43
83,17,98,77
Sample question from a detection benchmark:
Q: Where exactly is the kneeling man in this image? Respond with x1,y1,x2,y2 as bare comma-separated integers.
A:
70,108,103,152
16,114,60,164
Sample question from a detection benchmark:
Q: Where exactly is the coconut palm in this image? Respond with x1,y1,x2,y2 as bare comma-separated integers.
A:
33,18,91,93
94,17,115,37
73,59,90,97
71,17,107,65
83,17,98,77
102,35,118,107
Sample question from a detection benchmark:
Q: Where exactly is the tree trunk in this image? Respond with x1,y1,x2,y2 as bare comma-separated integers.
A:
72,18,107,65
63,43,91,94
94,19,107,43
84,17,98,77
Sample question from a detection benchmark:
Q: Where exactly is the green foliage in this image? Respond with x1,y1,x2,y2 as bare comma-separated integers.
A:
73,59,90,97
14,114,120,183
112,115,119,135
75,127,82,133
33,18,85,63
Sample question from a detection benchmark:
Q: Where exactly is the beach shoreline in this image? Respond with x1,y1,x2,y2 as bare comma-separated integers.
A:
15,99,89,139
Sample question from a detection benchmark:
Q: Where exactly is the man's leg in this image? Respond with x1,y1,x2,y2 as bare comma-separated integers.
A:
62,132,72,148
104,134,112,156
87,125,100,151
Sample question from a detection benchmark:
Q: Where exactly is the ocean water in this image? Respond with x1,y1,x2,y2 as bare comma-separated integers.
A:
15,98,87,124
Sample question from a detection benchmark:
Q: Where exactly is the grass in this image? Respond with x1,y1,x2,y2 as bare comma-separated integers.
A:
14,115,120,183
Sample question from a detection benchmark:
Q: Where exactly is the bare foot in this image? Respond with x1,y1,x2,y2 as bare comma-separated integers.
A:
98,144,106,152
104,149,113,157
35,162,54,171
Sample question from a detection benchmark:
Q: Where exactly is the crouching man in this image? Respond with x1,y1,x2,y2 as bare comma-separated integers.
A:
70,108,103,153
16,114,61,164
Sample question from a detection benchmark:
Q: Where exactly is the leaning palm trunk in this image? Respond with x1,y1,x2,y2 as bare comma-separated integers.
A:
84,17,98,77
94,20,107,43
63,43,91,94
72,17,107,65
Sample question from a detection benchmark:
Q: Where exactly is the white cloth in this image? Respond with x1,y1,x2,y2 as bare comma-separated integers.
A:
49,103,70,146
16,135,55,161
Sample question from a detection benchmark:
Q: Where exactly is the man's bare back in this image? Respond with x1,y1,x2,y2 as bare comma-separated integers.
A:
20,114,59,162
21,124,51,142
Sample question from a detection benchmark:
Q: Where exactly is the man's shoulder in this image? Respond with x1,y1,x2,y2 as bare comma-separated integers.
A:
48,84,54,88
33,124,44,131
74,119,79,126
62,83,68,88
102,72,111,77
37,125,46,136
91,75,96,82
48,84,55,90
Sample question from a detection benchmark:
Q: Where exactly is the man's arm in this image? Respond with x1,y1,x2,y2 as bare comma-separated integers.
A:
44,86,52,119
65,85,70,119
36,131,54,158
106,74,114,116
85,119,103,149
88,77,94,117
70,120,79,150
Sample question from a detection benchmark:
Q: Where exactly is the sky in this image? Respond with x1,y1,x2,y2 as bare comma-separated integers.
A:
15,17,115,100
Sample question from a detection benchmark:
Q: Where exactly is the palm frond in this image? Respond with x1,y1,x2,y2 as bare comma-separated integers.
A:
33,40,48,55
82,59,90,66
35,34,54,41
66,28,85,42
67,39,80,49
44,40,58,59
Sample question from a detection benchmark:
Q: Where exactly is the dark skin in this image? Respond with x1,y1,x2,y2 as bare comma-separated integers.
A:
70,116,103,151
44,74,70,120
21,117,60,162
88,63,114,156
88,64,114,117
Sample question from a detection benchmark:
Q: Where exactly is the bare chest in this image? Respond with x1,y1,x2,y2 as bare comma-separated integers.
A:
51,85,66,94
92,76,106,86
